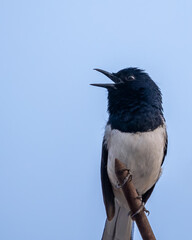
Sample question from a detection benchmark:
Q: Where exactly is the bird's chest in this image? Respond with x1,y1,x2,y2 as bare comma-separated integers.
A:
104,124,165,196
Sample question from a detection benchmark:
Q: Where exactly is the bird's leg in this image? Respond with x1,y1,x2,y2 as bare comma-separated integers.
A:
115,168,132,189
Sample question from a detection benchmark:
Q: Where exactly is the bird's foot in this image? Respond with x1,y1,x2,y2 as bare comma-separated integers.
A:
129,202,150,220
135,191,150,216
115,168,132,189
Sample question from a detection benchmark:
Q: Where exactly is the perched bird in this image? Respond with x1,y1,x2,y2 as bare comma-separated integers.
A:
91,68,167,240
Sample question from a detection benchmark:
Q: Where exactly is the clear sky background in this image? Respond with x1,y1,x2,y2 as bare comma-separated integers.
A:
0,1,192,239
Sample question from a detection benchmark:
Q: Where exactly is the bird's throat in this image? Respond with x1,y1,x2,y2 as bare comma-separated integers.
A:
108,109,163,133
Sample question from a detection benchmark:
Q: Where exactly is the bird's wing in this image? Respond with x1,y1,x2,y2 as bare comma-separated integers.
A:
142,130,168,203
161,129,168,166
101,139,115,221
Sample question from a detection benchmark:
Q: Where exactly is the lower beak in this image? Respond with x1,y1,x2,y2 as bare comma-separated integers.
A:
90,83,115,89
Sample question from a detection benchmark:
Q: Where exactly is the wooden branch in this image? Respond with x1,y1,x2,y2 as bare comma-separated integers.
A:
115,159,156,240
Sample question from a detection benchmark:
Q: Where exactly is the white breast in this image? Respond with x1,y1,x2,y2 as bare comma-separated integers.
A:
104,124,166,207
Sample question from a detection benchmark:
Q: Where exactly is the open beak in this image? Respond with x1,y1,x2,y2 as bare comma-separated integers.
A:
90,68,122,88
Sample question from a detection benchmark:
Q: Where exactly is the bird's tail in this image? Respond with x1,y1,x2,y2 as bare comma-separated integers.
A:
102,200,133,240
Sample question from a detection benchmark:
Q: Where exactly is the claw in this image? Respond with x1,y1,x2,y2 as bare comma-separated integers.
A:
131,202,150,219
143,207,150,216
136,196,142,201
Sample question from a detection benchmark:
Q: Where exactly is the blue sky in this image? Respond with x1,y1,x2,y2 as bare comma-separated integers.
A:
0,0,192,239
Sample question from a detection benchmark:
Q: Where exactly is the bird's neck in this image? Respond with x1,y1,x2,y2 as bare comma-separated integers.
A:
108,104,164,133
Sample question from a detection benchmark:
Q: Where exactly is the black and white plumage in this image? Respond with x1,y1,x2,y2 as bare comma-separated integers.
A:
91,68,167,240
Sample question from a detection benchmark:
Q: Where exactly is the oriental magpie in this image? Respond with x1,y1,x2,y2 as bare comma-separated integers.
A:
91,68,167,240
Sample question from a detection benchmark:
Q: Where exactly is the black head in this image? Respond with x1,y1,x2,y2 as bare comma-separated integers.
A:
91,67,164,132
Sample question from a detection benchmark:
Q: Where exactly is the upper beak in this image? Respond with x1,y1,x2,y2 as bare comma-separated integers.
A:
90,68,122,88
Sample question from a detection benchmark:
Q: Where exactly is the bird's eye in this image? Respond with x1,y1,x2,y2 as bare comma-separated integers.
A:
127,76,135,81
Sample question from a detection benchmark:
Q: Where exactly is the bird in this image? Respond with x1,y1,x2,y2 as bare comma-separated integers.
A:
91,67,167,240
